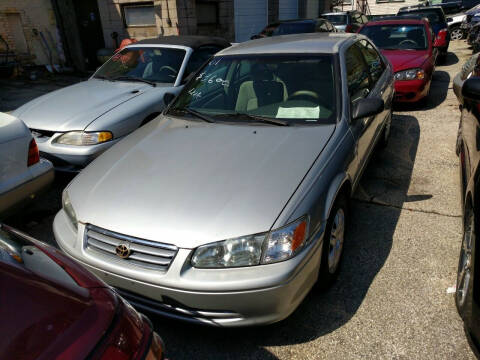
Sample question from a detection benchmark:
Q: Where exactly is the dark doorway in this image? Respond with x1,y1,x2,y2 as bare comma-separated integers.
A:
72,0,105,70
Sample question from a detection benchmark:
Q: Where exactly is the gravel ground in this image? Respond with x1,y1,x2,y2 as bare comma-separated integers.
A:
0,40,476,359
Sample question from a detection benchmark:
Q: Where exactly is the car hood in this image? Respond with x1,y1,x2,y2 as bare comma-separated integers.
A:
0,225,116,359
69,116,336,249
381,49,429,72
12,79,161,132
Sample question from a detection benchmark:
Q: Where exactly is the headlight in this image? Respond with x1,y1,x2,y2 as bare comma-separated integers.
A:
394,68,425,81
55,131,113,146
62,190,78,230
191,217,309,268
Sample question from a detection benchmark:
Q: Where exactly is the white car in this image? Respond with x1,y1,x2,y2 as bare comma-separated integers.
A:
0,112,54,217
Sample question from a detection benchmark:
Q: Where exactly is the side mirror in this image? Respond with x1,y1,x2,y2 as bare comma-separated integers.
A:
462,77,480,100
352,97,384,120
163,93,176,106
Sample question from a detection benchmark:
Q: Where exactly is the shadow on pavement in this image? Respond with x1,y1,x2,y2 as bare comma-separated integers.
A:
150,114,421,360
4,172,75,246
394,71,450,112
440,51,459,66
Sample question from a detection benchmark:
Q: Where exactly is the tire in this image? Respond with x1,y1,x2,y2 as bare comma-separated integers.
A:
456,207,475,320
451,26,464,41
378,108,392,149
316,194,348,290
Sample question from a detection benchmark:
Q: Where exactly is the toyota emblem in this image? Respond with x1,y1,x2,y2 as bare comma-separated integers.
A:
115,244,131,259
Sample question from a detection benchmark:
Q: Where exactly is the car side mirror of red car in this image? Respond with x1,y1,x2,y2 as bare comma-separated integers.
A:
462,77,480,101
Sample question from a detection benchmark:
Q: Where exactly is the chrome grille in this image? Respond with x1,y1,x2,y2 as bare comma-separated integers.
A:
84,225,178,271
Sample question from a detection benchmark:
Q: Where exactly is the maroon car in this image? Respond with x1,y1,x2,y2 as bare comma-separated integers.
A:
0,223,165,360
359,18,438,102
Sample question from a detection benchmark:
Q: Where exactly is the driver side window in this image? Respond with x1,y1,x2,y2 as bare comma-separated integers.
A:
345,44,371,102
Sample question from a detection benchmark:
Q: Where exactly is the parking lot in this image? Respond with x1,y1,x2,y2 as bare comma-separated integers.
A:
0,39,476,359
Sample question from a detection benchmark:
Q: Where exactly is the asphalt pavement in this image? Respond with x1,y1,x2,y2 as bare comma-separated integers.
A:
0,41,476,359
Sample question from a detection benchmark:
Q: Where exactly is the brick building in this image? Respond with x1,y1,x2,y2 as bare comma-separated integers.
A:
0,0,65,67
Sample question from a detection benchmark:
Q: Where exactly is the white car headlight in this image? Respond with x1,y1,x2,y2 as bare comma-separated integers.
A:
191,217,309,268
394,68,425,81
55,131,113,146
62,190,78,230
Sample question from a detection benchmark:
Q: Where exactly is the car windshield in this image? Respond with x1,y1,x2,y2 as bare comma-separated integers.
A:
323,14,348,24
359,24,428,50
94,47,186,84
398,10,443,25
168,54,337,125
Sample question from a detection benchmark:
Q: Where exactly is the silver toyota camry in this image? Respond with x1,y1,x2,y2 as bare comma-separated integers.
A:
12,36,230,172
54,33,394,327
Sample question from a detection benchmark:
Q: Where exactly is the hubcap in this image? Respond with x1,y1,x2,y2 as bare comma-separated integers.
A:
457,213,474,307
451,29,463,41
328,208,345,274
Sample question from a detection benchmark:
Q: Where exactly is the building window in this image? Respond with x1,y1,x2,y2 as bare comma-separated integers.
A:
123,2,155,27
196,1,219,25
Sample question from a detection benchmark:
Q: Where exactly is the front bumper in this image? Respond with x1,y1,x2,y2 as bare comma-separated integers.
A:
0,158,54,215
33,132,120,170
394,78,430,102
53,210,324,327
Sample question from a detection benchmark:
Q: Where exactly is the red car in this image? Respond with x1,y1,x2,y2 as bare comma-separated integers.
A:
359,18,438,102
0,223,165,360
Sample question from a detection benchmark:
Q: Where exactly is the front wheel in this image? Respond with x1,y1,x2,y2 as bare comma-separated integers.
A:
316,195,348,289
456,208,475,318
451,27,464,41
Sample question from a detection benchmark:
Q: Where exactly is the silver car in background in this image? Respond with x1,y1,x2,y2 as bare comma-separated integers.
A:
54,33,394,326
11,36,230,171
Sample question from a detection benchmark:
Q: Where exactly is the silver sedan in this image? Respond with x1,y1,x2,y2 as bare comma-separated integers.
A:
54,33,394,326
12,36,230,172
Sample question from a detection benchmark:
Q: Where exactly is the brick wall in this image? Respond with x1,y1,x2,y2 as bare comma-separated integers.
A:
0,0,62,66
98,0,235,47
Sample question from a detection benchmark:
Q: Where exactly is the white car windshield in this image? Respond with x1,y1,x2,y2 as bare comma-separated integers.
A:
94,47,186,84
169,54,337,125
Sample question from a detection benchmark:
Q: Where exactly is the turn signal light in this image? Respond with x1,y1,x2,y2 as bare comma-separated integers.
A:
27,138,40,167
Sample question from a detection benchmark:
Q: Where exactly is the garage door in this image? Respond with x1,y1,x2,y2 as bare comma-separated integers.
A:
279,0,298,20
234,0,268,42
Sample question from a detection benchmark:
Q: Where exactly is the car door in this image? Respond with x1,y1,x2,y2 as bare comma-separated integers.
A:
357,39,392,144
346,41,390,185
345,42,374,183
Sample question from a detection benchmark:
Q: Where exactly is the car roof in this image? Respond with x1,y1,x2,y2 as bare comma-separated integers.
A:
133,35,231,49
217,32,359,56
364,18,428,25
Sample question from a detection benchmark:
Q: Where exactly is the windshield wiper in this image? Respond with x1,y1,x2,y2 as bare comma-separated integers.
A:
227,112,289,126
171,107,215,123
113,76,157,87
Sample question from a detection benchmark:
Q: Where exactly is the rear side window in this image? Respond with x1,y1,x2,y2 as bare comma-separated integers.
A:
357,40,385,87
345,44,370,102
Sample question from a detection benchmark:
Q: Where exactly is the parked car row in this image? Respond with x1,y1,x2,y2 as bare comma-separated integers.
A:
1,6,476,357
